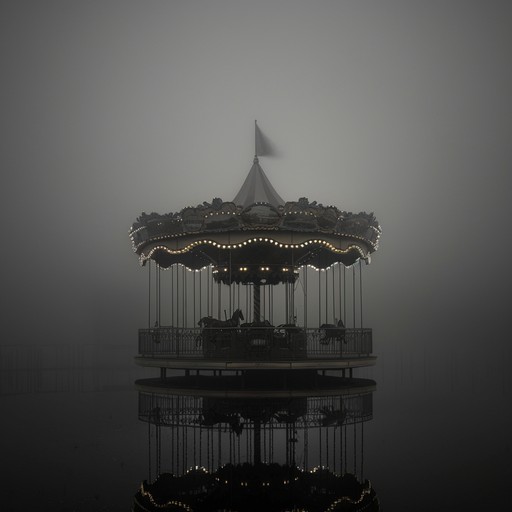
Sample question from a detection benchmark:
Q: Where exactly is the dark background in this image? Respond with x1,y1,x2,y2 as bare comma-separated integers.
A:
1,1,511,510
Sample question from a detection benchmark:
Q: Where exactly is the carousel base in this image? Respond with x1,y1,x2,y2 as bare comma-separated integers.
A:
135,373,377,397
134,355,376,372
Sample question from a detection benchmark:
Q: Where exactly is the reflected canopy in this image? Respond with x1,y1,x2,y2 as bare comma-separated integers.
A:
133,375,378,511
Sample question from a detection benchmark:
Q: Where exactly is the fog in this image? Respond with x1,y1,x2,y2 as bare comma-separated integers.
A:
2,1,512,509
3,0,511,369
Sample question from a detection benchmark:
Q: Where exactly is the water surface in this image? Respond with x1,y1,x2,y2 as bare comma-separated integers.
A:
1,344,510,511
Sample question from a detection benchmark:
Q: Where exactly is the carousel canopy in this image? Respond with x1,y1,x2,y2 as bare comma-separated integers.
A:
134,464,378,512
129,138,381,284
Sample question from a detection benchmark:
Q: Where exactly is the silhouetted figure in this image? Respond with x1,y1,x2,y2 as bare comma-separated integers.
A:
319,319,346,344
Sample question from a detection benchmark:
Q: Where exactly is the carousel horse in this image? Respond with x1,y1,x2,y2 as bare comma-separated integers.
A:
318,406,348,427
240,319,273,330
319,319,346,345
273,323,307,348
196,409,244,436
198,309,244,343
197,316,215,328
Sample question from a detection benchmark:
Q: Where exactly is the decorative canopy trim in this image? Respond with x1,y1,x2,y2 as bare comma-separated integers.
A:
139,237,368,282
135,464,377,512
130,198,381,255
141,239,367,262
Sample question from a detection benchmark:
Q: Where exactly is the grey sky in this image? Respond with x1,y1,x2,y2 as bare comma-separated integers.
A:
1,0,511,366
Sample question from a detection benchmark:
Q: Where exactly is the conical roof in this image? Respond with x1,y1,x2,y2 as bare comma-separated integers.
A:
232,156,285,209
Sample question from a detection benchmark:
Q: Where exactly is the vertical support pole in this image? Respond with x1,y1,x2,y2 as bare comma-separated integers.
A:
248,284,252,323
361,421,364,481
262,283,266,321
148,260,152,329
157,264,161,326
291,250,295,323
176,264,180,329
171,265,174,328
359,259,363,329
219,428,222,469
207,266,210,317
193,271,196,329
217,281,221,319
254,420,261,464
229,247,232,316
183,265,187,328
340,420,343,475
318,268,322,328
148,413,152,482
352,265,356,331
253,283,261,322
325,269,328,324
285,281,289,325
333,418,337,474
319,425,322,467
270,286,273,325
199,270,202,324
338,263,342,325
304,266,308,329
353,420,357,475
343,265,346,325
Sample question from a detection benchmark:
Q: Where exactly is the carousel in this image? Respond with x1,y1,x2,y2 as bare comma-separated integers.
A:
129,123,381,375
133,374,379,511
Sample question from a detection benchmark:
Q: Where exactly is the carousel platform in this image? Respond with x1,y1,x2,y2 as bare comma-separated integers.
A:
134,374,377,397
135,325,375,372
134,355,377,372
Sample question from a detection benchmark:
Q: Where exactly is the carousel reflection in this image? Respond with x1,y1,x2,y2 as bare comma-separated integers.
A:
133,372,378,511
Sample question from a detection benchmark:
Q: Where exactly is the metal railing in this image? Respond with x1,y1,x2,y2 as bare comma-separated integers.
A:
138,326,372,360
138,391,373,427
